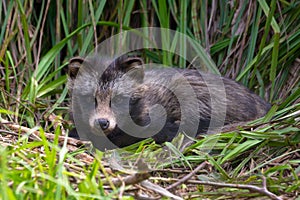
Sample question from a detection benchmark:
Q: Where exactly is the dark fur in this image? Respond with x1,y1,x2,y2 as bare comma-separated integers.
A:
67,56,271,148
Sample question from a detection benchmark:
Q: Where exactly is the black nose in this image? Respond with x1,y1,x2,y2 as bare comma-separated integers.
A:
96,118,110,130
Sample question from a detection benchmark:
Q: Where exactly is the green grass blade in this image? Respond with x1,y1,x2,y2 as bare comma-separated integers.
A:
220,140,262,164
16,0,32,64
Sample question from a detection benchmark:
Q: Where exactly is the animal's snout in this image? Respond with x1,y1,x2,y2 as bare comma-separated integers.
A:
96,118,110,130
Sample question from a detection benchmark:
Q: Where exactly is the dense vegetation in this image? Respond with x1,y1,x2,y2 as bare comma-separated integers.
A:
0,0,299,199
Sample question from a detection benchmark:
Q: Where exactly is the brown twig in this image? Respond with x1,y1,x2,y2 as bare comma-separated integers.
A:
118,175,126,200
183,179,282,200
35,0,51,69
141,180,183,200
154,176,282,200
166,161,207,190
110,172,151,187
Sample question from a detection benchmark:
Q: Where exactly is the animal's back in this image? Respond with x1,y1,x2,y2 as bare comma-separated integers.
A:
129,68,270,143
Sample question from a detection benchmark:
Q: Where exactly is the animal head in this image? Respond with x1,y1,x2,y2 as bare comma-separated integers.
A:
67,55,145,136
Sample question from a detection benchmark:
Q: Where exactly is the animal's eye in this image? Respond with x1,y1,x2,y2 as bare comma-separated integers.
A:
95,97,98,108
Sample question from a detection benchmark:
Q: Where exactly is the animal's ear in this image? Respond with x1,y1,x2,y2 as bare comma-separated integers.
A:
119,57,144,82
66,57,85,80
